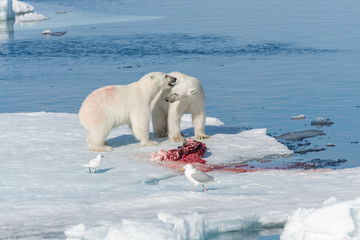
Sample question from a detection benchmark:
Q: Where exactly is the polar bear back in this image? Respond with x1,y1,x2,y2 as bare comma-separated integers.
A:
79,84,139,128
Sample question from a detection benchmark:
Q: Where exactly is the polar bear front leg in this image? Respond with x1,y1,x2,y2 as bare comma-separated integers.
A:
131,114,159,146
168,110,184,142
192,112,210,140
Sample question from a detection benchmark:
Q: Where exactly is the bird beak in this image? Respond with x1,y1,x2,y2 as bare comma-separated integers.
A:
180,167,184,170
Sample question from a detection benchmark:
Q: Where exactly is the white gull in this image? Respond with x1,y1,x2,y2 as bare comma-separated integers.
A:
81,154,103,173
182,164,218,192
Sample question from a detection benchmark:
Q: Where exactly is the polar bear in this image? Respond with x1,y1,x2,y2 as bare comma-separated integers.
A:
79,72,177,151
151,72,209,142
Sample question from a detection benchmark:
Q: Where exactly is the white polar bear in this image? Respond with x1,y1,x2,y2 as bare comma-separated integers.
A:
79,72,177,151
151,71,210,142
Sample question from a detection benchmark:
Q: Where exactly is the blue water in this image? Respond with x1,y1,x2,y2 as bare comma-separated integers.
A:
1,0,360,239
1,2,359,161
1,0,360,169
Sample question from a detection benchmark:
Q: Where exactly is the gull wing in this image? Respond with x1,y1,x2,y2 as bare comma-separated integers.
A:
191,170,214,183
88,158,101,168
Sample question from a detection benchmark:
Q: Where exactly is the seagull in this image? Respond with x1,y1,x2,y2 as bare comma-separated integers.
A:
182,164,218,192
81,154,103,173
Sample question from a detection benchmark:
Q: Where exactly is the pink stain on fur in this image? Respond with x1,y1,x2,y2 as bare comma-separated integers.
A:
104,86,116,96
86,86,115,101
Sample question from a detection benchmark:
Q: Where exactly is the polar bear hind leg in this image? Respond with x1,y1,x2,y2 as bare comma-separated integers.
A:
86,126,113,152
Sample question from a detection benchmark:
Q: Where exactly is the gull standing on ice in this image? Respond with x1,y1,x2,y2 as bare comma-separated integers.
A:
182,164,217,192
82,154,103,173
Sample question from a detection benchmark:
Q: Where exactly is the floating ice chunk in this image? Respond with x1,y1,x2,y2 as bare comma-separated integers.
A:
181,114,224,126
281,197,360,240
205,116,224,126
0,0,15,21
276,130,325,141
12,0,34,15
291,114,305,120
17,12,48,22
311,117,334,127
42,29,67,36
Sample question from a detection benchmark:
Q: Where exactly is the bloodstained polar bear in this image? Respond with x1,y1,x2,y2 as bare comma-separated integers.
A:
152,71,209,142
79,72,177,151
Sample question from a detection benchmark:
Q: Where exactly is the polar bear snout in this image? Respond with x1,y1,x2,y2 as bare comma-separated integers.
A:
165,97,172,103
167,76,177,87
165,93,177,103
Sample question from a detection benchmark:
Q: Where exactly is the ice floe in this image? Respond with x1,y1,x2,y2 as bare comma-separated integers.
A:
281,197,360,240
0,112,359,239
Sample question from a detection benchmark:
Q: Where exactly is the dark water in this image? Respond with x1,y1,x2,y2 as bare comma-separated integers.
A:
1,1,360,168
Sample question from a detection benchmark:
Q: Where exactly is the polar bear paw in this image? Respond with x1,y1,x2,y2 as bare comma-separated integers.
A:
196,134,210,140
142,140,159,146
89,144,113,152
170,135,185,142
153,131,168,138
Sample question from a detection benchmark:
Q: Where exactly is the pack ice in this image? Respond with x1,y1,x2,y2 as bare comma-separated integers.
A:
0,112,359,239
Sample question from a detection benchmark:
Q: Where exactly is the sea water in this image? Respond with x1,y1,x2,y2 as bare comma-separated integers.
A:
0,0,360,239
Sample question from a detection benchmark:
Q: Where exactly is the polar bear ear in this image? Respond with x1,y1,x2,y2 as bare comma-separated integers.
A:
188,88,197,95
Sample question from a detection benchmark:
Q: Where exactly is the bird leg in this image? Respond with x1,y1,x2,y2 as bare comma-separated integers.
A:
202,185,207,192
193,185,197,191
88,168,91,173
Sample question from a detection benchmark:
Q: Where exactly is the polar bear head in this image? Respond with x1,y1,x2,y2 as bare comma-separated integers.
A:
164,72,202,103
142,72,177,90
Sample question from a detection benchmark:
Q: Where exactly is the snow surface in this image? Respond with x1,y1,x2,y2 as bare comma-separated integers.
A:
0,112,359,239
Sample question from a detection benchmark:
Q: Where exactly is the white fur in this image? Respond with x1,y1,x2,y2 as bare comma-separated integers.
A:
79,72,176,151
151,72,209,142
